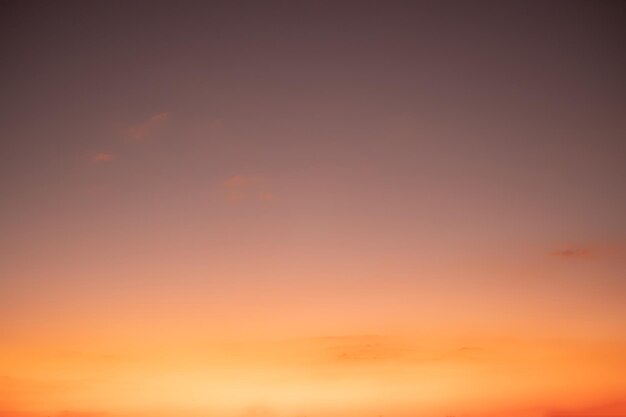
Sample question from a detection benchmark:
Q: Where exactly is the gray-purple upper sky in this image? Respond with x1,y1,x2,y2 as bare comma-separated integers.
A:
1,0,625,344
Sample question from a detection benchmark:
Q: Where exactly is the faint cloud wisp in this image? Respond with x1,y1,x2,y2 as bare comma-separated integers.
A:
126,112,169,141
550,247,596,260
549,243,625,261
91,152,115,163
221,175,275,203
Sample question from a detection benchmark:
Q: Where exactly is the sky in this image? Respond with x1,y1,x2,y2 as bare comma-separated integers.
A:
1,1,626,416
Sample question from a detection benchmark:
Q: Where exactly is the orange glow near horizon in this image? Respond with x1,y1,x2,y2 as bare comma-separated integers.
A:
2,334,625,417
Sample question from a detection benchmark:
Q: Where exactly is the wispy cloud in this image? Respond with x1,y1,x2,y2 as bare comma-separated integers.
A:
125,112,169,141
221,175,275,203
322,335,411,363
56,412,108,417
302,335,486,367
549,243,625,261
545,400,626,416
550,247,596,260
91,152,115,163
257,191,276,202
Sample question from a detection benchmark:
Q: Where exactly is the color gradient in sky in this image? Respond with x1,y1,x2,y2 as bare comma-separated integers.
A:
1,1,625,417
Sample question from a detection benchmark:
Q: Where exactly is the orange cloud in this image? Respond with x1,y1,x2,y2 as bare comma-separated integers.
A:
126,112,169,141
221,175,275,203
91,152,114,163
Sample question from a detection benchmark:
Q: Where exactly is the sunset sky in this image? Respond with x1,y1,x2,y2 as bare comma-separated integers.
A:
1,1,626,417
